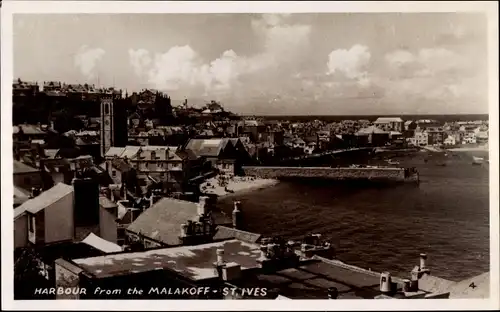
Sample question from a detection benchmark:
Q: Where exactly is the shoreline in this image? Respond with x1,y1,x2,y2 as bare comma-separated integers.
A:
446,146,489,152
200,175,280,200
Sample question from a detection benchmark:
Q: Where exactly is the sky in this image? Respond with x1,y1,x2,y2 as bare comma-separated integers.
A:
13,13,489,115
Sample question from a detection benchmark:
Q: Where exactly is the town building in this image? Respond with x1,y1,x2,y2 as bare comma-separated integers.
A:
14,160,43,192
374,117,404,132
13,78,40,96
125,196,231,249
356,126,390,147
185,138,243,175
14,183,75,249
409,131,429,147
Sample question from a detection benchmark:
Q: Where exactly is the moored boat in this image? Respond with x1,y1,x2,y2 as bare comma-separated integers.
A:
472,156,484,165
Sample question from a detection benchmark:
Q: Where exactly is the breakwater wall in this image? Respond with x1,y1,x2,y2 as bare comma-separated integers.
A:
242,166,419,183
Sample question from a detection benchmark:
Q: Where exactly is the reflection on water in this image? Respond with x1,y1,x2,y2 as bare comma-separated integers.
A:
219,150,490,281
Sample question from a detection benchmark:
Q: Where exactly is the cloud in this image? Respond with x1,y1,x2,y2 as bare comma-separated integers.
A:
380,46,486,110
128,14,311,99
327,45,371,80
129,49,152,76
74,45,105,79
386,47,468,78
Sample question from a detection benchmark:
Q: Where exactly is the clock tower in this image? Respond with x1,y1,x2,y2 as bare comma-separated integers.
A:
100,96,114,157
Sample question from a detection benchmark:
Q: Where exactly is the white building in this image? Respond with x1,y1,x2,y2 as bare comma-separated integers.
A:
414,131,429,146
374,117,404,132
444,136,456,146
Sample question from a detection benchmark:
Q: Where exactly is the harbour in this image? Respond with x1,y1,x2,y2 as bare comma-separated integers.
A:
217,149,490,282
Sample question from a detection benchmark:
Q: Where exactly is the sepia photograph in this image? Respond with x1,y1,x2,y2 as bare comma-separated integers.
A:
1,1,498,310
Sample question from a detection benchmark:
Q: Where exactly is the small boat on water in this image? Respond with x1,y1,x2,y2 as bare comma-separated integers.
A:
472,156,484,165
386,159,400,165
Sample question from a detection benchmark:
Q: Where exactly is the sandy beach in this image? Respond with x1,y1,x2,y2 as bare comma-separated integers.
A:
200,175,279,199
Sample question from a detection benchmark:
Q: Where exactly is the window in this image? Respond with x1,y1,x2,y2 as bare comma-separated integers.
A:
112,170,117,177
104,103,110,114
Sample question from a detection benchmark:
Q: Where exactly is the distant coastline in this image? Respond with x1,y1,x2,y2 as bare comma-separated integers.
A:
243,113,489,123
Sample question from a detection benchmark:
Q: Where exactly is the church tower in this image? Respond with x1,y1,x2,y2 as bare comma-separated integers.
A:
100,96,114,157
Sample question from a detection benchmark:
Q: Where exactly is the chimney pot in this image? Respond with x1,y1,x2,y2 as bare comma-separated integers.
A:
379,272,392,293
180,223,188,237
419,253,427,270
232,201,242,229
198,196,208,216
402,279,411,292
216,248,224,265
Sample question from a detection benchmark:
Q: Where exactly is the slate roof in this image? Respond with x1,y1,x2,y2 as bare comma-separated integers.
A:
126,198,201,246
133,148,182,162
43,149,60,159
374,117,403,123
356,126,388,135
72,239,261,280
13,161,39,174
234,257,387,299
213,226,261,243
105,147,126,158
81,233,122,253
14,183,73,218
14,186,31,206
99,196,118,209
111,158,132,172
13,124,45,135
185,138,231,158
449,272,489,299
415,274,456,296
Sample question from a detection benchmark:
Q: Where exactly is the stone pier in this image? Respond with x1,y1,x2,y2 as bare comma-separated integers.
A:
242,166,419,183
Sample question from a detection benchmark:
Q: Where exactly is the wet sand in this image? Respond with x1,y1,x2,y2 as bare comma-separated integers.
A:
200,175,279,199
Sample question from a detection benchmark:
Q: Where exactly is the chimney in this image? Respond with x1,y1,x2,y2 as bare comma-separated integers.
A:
379,272,392,293
232,201,242,229
410,266,420,291
198,196,208,216
402,279,411,292
419,253,431,276
30,187,41,198
122,183,127,201
419,253,427,270
327,287,338,299
222,262,241,281
180,223,188,238
216,248,224,265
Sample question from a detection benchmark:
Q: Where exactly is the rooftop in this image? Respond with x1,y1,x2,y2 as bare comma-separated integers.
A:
81,233,123,254
13,161,39,174
126,198,201,245
213,226,261,243
14,183,73,218
374,117,404,123
73,239,261,280
185,138,232,158
449,272,489,299
13,124,46,135
356,126,388,135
